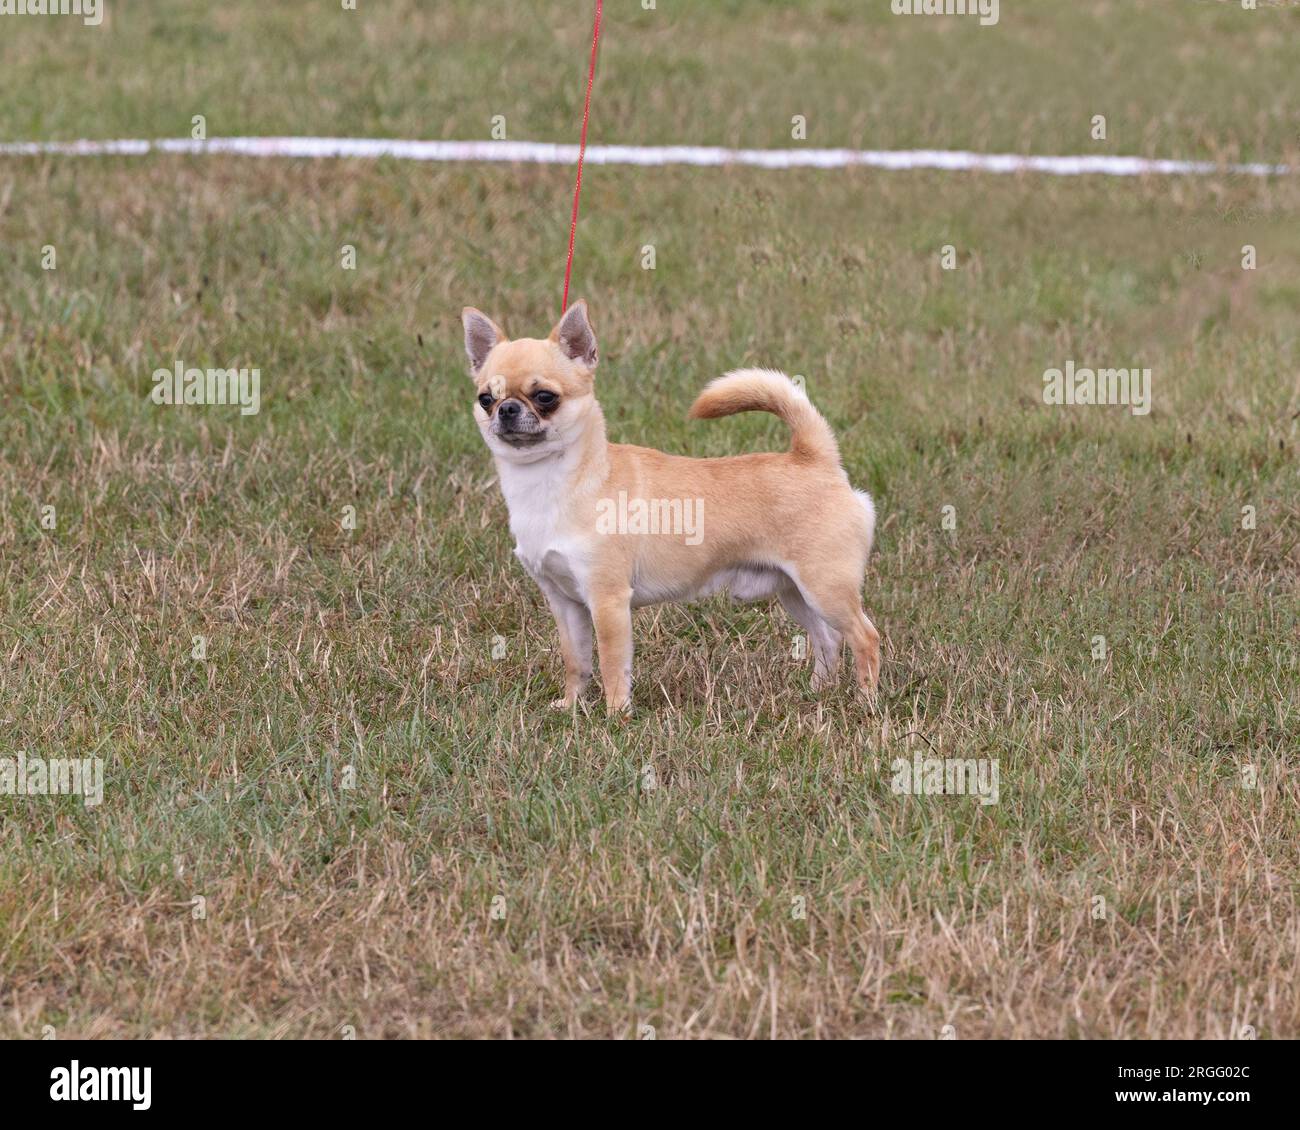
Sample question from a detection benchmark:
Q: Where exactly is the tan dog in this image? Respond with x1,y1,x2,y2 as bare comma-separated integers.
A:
463,300,880,713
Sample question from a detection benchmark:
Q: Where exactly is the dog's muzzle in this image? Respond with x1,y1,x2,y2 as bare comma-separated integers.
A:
492,398,546,446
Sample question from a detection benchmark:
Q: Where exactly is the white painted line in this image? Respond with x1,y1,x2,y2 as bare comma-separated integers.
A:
0,137,1289,177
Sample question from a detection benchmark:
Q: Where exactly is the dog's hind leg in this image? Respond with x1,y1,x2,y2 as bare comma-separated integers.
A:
778,586,842,691
793,572,880,695
843,606,882,694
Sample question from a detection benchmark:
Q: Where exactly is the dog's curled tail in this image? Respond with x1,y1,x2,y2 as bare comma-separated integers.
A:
688,368,840,465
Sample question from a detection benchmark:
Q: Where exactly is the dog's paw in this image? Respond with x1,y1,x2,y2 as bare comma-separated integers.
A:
855,678,881,706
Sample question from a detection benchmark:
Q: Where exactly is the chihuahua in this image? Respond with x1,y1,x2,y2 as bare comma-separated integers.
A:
463,300,880,713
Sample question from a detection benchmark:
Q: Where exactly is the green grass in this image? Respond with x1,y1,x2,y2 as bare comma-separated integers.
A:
2,0,1299,161
0,0,1297,1038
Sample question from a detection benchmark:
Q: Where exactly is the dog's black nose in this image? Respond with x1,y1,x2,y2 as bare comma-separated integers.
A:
498,399,521,421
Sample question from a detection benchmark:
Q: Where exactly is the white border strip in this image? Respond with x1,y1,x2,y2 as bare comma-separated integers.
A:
0,137,1289,177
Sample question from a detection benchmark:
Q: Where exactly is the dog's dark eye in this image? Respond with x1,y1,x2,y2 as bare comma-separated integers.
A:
477,393,494,410
533,390,558,408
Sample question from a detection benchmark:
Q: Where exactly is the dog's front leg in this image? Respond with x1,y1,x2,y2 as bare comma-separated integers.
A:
590,585,634,715
539,579,593,708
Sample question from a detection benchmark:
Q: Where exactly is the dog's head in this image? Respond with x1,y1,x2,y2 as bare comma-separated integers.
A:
461,301,599,463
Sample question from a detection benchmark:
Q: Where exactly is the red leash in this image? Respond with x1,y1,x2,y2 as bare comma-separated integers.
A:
562,0,603,313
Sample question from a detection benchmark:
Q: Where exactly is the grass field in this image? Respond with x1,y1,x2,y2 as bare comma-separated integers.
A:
1,0,1298,1038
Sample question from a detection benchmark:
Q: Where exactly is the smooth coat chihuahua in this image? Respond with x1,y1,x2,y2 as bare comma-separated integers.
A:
463,300,881,713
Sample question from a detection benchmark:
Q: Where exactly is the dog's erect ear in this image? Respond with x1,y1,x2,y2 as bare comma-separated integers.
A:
550,300,598,368
462,308,507,375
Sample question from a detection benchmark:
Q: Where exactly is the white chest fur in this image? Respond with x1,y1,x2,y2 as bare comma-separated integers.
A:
496,455,590,603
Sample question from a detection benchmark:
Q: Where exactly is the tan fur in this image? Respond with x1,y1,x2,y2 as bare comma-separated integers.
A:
689,368,840,465
463,301,880,714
